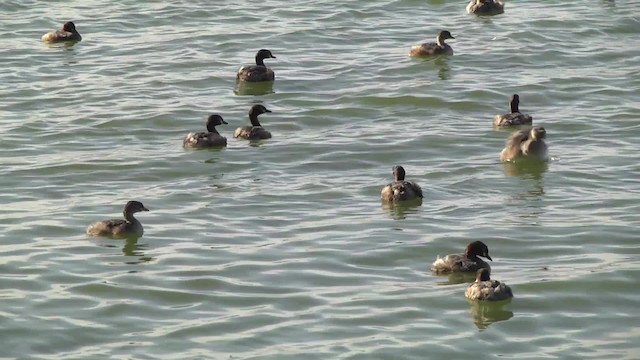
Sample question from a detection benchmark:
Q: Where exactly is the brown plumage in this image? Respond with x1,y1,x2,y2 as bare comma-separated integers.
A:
183,114,228,148
380,165,423,202
500,126,548,162
465,268,513,301
493,94,533,126
466,0,505,15
431,241,492,274
409,31,455,56
236,49,276,82
234,104,272,140
86,201,149,238
41,21,82,43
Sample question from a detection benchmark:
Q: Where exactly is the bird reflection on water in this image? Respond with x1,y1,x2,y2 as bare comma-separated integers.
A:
503,158,548,224
468,300,514,330
502,158,548,180
381,199,423,220
434,271,477,286
435,57,451,81
95,237,153,264
233,81,274,96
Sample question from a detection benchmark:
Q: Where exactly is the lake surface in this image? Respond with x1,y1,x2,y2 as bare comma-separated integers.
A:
1,0,639,359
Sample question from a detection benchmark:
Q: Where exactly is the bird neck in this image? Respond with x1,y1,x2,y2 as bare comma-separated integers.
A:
249,114,262,127
510,101,520,113
124,211,138,223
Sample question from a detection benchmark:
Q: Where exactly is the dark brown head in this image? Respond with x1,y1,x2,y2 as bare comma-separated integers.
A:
465,241,492,261
248,104,271,126
255,49,276,66
123,201,149,216
62,21,77,32
437,30,455,41
206,114,227,132
510,94,521,113
476,268,491,282
530,126,546,140
392,165,406,181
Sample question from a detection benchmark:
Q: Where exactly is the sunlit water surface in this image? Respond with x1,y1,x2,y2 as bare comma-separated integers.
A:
0,0,639,359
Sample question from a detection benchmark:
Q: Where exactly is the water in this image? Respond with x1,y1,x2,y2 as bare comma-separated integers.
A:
1,0,639,358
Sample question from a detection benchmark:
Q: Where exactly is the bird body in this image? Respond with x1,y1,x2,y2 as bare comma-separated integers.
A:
237,49,276,82
410,31,455,56
500,126,548,162
467,0,505,15
42,21,81,43
184,114,228,148
493,94,533,126
431,241,492,274
465,269,513,301
87,201,149,238
234,105,273,140
381,166,423,202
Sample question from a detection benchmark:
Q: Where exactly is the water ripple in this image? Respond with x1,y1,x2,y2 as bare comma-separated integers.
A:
0,0,639,358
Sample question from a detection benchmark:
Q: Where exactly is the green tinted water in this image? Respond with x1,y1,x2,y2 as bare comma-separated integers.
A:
1,1,639,359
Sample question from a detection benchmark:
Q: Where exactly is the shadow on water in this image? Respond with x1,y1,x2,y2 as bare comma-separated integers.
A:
248,139,271,148
203,152,226,164
502,159,548,181
44,40,81,50
229,138,270,148
234,81,275,96
503,159,548,223
95,236,153,264
435,57,451,81
433,271,478,285
44,42,80,65
602,0,615,8
410,55,451,80
184,145,227,153
381,199,423,220
502,159,547,199
467,299,514,330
